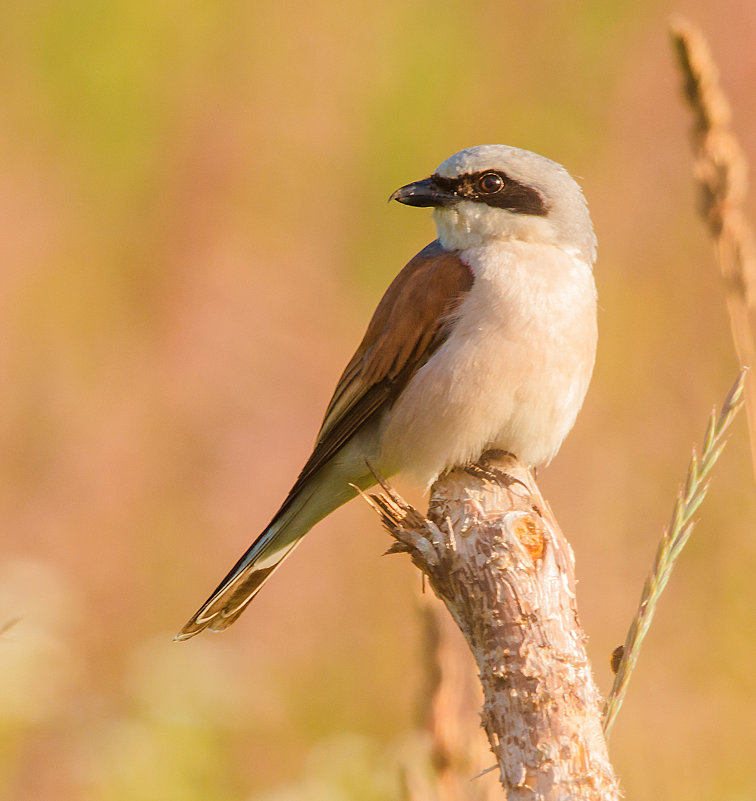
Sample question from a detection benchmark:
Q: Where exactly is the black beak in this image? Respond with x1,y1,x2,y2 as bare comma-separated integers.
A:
389,177,458,208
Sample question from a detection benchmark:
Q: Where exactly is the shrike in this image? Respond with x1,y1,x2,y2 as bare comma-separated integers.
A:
177,144,597,640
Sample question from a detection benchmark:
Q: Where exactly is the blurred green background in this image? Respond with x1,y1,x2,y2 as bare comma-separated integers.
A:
1,1,755,799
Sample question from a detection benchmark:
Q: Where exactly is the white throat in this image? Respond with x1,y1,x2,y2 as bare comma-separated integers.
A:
433,202,559,252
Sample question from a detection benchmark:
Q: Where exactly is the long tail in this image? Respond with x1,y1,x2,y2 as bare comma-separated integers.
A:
175,519,303,640
175,456,379,640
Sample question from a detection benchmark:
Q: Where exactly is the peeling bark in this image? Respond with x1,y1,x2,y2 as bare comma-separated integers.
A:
367,452,620,801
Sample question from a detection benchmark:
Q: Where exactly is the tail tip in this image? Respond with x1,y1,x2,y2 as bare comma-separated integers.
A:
174,607,244,642
174,613,218,642
173,623,203,642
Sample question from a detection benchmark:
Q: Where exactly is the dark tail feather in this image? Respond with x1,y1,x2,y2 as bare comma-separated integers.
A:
175,531,300,641
175,449,378,640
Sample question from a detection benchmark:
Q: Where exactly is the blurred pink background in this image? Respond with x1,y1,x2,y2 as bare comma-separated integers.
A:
0,2,755,799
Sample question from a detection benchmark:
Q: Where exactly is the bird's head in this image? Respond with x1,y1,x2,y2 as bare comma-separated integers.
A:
390,144,596,265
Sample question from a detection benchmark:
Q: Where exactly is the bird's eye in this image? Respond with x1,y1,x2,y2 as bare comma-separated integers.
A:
478,173,504,194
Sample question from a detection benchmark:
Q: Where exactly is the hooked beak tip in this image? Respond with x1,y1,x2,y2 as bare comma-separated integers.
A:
389,177,457,208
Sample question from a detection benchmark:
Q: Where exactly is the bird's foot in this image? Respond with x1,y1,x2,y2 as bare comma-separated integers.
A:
463,452,530,493
463,462,511,484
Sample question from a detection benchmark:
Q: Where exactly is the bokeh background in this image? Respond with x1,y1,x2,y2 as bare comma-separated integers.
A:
1,1,755,799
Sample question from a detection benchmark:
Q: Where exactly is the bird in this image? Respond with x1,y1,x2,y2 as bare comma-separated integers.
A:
176,144,597,640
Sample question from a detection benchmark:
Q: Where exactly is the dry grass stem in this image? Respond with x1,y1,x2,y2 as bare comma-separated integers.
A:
670,17,756,481
0,617,20,636
402,596,499,801
603,369,746,737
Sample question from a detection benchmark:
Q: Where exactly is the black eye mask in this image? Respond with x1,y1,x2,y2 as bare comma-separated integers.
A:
431,171,548,216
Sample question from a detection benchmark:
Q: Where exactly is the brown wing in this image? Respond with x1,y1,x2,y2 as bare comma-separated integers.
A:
175,240,474,640
279,240,473,510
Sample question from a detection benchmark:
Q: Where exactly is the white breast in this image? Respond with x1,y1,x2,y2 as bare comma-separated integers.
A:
379,241,597,486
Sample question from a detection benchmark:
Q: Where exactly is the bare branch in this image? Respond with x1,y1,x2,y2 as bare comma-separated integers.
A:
366,453,620,801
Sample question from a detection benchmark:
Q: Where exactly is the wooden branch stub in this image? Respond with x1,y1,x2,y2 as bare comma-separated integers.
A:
369,452,620,800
